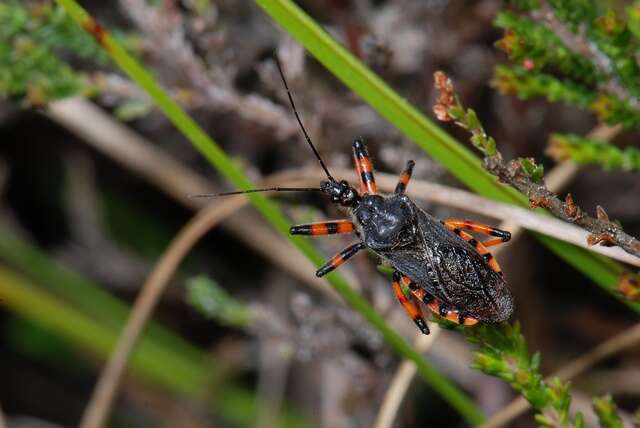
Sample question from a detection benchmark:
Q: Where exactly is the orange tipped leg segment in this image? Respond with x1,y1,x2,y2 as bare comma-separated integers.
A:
290,220,355,236
316,242,365,277
394,160,415,194
352,139,377,195
392,271,429,334
397,272,478,327
441,219,510,275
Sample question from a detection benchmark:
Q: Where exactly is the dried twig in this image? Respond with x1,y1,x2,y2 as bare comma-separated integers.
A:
434,71,640,259
480,322,640,428
79,195,248,428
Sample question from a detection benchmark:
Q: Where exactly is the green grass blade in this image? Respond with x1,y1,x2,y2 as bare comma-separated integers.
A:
54,0,484,424
255,0,638,313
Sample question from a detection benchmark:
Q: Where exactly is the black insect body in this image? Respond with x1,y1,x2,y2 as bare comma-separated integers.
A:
290,137,513,335
208,60,514,335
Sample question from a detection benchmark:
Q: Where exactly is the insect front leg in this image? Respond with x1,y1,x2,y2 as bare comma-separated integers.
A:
290,219,355,236
391,271,429,335
394,160,415,194
352,138,377,195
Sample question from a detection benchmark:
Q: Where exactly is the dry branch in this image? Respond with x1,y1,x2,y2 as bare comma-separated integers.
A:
434,71,640,259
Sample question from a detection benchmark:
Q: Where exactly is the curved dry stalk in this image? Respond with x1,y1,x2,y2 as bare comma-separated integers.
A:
373,327,442,428
480,322,640,428
79,196,247,428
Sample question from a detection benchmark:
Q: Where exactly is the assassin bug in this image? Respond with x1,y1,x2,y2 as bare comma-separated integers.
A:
201,59,514,335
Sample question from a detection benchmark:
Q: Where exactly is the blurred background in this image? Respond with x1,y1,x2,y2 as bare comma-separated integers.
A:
0,0,639,427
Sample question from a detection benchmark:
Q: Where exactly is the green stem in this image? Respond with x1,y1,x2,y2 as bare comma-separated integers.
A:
54,0,484,424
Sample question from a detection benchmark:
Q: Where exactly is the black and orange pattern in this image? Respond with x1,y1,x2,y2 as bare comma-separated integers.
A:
398,273,479,326
352,139,377,194
394,160,415,194
441,219,509,276
392,271,429,334
290,220,355,236
315,242,365,277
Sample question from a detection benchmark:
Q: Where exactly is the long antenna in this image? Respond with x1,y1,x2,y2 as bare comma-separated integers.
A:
190,187,322,198
274,56,335,182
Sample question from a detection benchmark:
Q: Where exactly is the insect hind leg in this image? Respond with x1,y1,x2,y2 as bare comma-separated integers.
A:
391,271,429,334
397,272,479,326
441,219,506,275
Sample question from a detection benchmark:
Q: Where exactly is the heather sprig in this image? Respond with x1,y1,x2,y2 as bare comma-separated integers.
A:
547,134,640,173
463,322,584,428
493,0,640,129
593,395,624,428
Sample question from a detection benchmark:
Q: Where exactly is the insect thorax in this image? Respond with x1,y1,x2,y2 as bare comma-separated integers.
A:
352,194,417,251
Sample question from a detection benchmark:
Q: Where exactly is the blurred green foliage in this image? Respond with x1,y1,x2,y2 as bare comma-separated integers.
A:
0,0,139,105
185,275,255,327
548,134,640,173
593,395,624,428
494,1,640,129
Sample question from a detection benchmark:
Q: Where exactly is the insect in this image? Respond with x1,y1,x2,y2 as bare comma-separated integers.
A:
203,59,514,335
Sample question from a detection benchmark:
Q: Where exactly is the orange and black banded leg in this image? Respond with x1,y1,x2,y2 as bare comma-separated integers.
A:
397,273,479,326
442,219,511,247
392,271,429,334
441,220,505,275
290,220,355,237
394,160,415,194
352,138,377,194
316,242,365,277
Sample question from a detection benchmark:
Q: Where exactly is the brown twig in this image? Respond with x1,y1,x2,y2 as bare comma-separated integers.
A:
480,323,640,428
434,71,640,259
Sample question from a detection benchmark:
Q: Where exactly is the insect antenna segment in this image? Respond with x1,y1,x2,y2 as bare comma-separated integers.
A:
274,57,335,183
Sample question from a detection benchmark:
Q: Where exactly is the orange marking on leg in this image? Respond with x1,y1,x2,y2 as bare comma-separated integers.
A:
336,220,355,234
352,139,377,194
442,222,504,275
311,223,328,235
482,237,506,247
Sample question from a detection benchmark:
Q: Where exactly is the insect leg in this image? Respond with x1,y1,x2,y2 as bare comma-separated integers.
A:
394,160,416,194
442,221,504,275
290,219,355,236
352,138,377,194
315,242,365,277
398,273,478,326
392,271,429,335
442,219,511,247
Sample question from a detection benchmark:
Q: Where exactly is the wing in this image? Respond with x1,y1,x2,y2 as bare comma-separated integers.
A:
378,209,513,322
